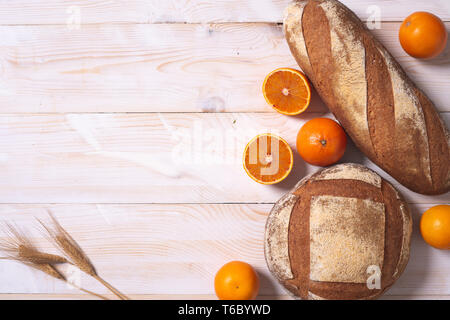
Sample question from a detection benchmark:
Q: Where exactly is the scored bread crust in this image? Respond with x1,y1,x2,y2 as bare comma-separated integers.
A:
264,163,412,300
284,0,450,195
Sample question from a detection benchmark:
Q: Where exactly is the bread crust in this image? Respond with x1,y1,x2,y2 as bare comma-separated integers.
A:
284,0,450,195
264,163,412,300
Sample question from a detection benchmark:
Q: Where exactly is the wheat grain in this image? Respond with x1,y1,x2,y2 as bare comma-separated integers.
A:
38,214,97,276
18,245,68,264
41,211,130,300
29,263,66,280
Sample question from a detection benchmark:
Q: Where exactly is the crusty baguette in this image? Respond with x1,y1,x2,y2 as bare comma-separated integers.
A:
265,163,412,300
284,0,450,195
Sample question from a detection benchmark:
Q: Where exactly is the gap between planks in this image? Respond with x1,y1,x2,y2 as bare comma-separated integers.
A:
3,19,450,26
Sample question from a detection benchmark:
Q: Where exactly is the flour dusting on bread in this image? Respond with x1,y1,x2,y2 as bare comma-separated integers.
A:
312,163,382,187
265,193,297,280
283,2,313,76
377,47,432,184
309,195,385,283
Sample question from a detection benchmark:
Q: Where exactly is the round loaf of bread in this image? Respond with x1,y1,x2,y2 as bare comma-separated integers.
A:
264,163,412,300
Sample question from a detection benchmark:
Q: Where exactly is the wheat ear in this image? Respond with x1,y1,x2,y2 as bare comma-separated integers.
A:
40,212,129,300
0,223,109,300
0,223,67,264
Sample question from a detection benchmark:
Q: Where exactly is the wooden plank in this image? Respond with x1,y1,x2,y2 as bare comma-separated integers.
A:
0,203,448,296
0,23,449,113
0,113,448,204
0,1,448,24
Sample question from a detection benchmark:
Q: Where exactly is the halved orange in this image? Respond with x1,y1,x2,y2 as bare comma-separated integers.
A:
262,68,311,115
243,133,294,185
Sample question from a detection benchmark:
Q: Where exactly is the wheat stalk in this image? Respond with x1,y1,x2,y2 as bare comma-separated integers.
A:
0,223,109,300
40,212,130,300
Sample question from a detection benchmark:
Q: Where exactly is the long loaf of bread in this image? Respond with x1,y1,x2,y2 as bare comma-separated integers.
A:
284,0,450,195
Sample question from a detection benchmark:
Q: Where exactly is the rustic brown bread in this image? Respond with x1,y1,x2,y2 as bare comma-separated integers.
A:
265,163,412,300
284,0,450,195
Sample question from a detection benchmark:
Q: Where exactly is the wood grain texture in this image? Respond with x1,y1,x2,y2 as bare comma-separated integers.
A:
0,0,448,24
0,203,448,296
0,23,449,113
0,0,449,300
0,112,448,204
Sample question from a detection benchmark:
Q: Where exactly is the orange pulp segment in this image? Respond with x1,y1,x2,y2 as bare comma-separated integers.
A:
243,133,293,185
262,68,311,115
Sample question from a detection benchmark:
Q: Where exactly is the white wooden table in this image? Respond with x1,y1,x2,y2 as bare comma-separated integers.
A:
0,0,449,300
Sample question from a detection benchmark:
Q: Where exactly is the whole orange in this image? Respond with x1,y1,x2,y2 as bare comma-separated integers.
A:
420,205,450,250
214,261,260,300
399,12,448,59
296,118,347,167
